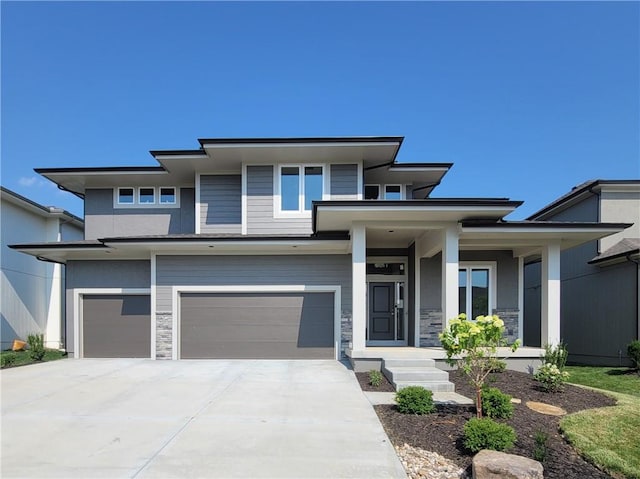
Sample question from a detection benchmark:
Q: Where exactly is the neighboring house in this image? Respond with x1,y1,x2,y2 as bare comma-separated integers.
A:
10,137,630,370
524,180,640,366
1,187,83,350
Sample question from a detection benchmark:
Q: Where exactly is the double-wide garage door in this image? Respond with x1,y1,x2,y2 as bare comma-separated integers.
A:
82,294,151,358
180,292,335,359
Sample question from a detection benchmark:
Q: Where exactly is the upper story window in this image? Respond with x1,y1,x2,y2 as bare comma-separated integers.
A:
276,165,325,216
458,263,496,320
365,184,405,200
114,187,180,208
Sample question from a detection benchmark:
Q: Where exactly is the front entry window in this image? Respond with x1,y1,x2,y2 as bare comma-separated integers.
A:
459,266,491,319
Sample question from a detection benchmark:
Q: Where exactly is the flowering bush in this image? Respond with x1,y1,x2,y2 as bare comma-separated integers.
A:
534,363,570,392
440,314,519,417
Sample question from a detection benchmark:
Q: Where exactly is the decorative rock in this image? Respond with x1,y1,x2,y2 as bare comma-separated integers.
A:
395,443,468,479
510,398,522,404
472,450,543,479
525,401,567,416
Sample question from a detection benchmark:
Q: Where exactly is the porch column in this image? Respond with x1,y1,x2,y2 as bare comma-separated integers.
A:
541,242,561,346
351,224,367,351
441,225,459,327
45,217,62,349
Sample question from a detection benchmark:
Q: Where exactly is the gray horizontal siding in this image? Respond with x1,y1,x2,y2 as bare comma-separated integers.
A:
200,175,241,234
155,255,351,313
246,165,312,235
84,188,195,240
330,164,358,200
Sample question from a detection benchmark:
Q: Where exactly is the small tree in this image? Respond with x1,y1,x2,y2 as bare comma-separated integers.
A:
439,314,519,418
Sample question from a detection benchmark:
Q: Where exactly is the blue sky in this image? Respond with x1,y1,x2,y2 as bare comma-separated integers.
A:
2,1,639,219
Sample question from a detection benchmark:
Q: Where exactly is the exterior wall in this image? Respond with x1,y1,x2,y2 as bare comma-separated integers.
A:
330,164,358,200
65,260,151,354
419,250,520,346
1,193,82,350
155,254,352,359
84,188,195,240
199,175,241,234
246,166,312,235
524,193,638,365
600,189,640,250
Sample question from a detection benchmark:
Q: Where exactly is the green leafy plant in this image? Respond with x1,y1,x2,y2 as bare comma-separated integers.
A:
533,429,549,462
369,370,383,387
1,352,18,368
395,386,435,415
534,362,570,392
481,387,514,419
439,313,519,417
462,417,516,453
542,343,569,371
27,333,45,361
628,340,640,372
490,360,507,373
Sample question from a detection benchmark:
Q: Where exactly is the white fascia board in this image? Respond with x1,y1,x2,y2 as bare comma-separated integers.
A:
153,154,208,161
202,141,400,149
460,226,625,235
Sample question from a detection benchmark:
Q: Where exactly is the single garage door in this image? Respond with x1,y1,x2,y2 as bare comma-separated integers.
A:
180,292,334,359
82,294,151,358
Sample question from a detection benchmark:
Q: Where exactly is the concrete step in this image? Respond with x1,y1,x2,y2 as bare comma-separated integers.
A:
394,381,456,392
382,358,436,368
382,366,450,382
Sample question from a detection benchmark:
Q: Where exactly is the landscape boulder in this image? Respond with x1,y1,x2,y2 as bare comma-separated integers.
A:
472,450,543,479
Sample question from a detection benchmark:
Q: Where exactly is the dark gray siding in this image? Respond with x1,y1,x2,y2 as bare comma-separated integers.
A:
155,255,351,313
84,188,195,240
330,164,358,200
246,166,312,235
199,175,241,234
65,260,151,354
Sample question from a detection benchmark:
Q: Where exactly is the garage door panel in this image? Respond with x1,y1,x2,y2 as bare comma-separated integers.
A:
180,292,334,359
83,295,151,358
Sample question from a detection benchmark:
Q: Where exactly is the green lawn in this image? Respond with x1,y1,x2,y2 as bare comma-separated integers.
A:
1,349,67,368
561,365,640,478
565,365,640,397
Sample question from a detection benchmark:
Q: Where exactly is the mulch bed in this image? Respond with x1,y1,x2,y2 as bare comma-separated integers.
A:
359,370,617,479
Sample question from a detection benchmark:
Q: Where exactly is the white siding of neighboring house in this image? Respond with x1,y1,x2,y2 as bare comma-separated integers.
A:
1,192,83,349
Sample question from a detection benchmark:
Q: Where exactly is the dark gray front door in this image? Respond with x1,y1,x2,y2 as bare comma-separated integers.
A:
368,282,395,341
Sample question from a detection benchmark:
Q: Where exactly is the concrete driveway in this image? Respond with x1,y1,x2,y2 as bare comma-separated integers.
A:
1,359,406,478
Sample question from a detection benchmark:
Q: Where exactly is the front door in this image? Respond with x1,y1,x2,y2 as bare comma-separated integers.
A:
368,282,395,341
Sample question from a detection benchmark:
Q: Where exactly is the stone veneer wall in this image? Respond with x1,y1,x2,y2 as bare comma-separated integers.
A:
340,311,352,359
419,309,443,347
493,308,519,344
156,312,173,359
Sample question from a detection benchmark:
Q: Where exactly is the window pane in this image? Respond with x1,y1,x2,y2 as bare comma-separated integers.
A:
458,270,467,315
118,188,134,204
304,166,323,210
160,187,176,204
471,269,489,319
385,185,402,200
365,185,380,200
139,187,155,204
281,167,300,211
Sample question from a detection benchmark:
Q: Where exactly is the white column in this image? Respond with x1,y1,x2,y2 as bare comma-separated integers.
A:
441,225,459,327
44,218,62,349
517,256,524,343
414,237,421,348
541,242,561,346
351,224,367,352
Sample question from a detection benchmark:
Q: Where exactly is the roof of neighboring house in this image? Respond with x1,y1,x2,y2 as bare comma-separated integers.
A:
589,237,640,265
527,179,640,220
0,186,83,225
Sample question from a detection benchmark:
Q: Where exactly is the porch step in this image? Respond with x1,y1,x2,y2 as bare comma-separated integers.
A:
382,358,455,393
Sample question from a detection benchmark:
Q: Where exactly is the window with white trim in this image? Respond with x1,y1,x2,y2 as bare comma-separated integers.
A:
459,264,496,319
139,187,155,204
277,165,324,214
364,184,405,200
114,187,179,208
365,185,380,200
117,187,135,205
384,185,402,200
159,187,176,204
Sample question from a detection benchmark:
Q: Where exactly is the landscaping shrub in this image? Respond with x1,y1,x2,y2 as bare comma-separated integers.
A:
490,360,507,373
1,352,18,368
27,333,45,361
533,429,549,462
369,370,383,387
534,363,570,392
395,386,435,415
462,417,516,453
481,387,514,419
628,340,640,371
542,342,569,371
